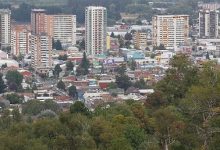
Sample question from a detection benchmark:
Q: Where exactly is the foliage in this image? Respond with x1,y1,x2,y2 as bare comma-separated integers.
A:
68,85,77,98
124,32,132,41
133,78,148,89
76,52,90,76
53,39,63,50
22,100,60,116
115,65,132,91
70,101,90,116
0,73,6,93
6,93,24,104
6,70,23,91
54,64,62,77
58,54,68,61
129,59,136,71
57,80,65,90
66,61,74,71
107,82,118,90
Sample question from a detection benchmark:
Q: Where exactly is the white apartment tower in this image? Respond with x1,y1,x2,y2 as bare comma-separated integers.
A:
46,15,76,46
85,6,107,56
0,9,11,49
152,15,189,50
30,34,52,73
11,24,31,56
199,9,219,38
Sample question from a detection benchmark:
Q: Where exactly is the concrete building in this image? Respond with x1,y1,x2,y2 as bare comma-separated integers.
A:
152,15,189,50
46,15,76,46
85,6,107,56
0,9,11,49
31,9,46,34
30,34,53,73
199,9,219,38
11,24,31,56
133,31,148,50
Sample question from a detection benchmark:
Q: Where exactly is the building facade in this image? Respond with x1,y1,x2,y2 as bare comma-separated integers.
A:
11,24,31,56
46,15,76,46
199,9,219,38
134,31,148,50
30,34,53,73
0,9,11,49
31,9,47,34
152,15,189,50
85,6,107,56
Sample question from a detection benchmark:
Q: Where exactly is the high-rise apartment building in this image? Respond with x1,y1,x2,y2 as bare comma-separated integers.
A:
11,24,31,56
0,9,11,49
31,9,46,34
46,15,76,46
152,15,189,49
134,31,148,50
85,6,107,56
199,9,219,38
30,34,52,73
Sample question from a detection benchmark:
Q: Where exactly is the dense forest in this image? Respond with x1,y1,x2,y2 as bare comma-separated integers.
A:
0,54,219,150
0,0,204,24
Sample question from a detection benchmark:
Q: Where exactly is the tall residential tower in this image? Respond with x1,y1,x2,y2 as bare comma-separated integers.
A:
0,9,11,49
46,14,76,46
85,6,107,56
31,9,47,34
199,9,219,38
152,15,189,50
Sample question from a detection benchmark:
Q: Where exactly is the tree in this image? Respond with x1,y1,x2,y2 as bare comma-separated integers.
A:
76,52,90,76
70,101,90,116
129,59,136,71
6,93,23,104
181,62,220,149
155,54,198,104
115,65,132,91
107,82,118,90
57,80,65,91
68,85,77,98
0,73,6,93
53,39,63,50
124,32,132,41
79,39,85,51
58,54,68,61
12,108,22,122
116,74,132,91
66,61,74,71
54,64,62,77
110,32,115,38
152,106,185,150
124,125,146,149
22,100,60,116
55,40,63,50
158,44,166,50
133,78,148,89
6,70,23,91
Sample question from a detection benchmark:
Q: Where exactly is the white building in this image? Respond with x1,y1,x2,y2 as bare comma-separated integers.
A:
46,15,76,46
152,15,189,50
11,24,31,56
199,9,219,38
85,6,107,56
0,9,11,49
30,34,53,73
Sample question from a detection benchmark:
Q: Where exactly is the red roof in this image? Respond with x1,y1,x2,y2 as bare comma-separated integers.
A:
20,71,32,77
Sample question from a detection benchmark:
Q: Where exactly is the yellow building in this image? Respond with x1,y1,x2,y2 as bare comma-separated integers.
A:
134,31,147,50
106,34,111,50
